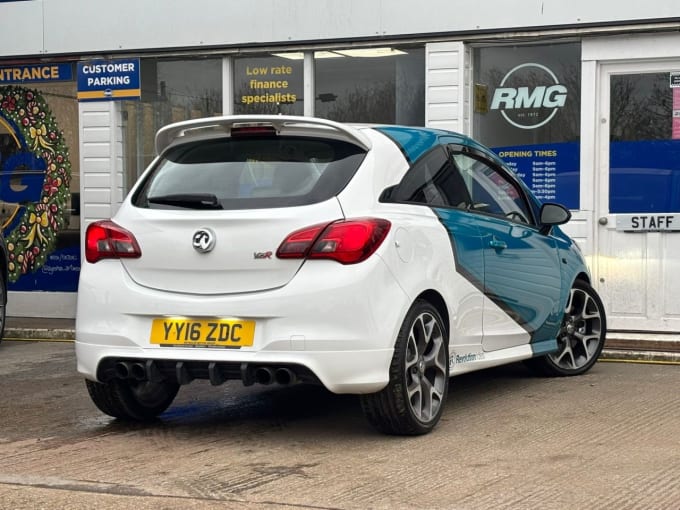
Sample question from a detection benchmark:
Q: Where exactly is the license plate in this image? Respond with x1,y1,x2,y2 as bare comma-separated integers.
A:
150,318,255,348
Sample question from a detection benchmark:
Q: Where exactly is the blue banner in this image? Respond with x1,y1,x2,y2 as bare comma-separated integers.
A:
7,243,80,292
491,142,580,210
0,64,73,84
610,140,680,213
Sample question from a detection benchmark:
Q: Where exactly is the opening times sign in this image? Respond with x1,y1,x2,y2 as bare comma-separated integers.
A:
77,58,140,101
492,141,579,209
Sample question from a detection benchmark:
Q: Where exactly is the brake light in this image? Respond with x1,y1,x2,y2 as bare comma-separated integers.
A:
277,218,391,264
231,125,277,137
85,220,141,263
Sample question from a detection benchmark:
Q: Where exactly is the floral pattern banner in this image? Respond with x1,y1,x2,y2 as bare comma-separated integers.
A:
0,86,71,282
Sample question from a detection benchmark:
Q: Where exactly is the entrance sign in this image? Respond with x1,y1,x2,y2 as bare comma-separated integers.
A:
615,214,680,232
0,64,73,84
77,58,141,101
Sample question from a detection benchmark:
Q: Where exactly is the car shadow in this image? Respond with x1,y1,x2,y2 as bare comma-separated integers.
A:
94,361,538,439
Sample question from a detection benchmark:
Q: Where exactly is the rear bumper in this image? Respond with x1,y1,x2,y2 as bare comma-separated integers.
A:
76,255,409,394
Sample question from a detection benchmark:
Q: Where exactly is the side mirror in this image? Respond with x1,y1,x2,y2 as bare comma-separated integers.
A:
539,203,571,234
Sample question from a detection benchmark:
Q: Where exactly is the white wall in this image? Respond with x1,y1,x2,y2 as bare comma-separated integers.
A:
79,102,124,224
425,42,470,133
1,0,679,57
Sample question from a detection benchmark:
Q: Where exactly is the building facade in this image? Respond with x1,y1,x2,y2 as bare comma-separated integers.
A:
1,0,679,346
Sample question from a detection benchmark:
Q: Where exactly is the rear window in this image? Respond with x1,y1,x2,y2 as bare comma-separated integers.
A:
132,136,366,210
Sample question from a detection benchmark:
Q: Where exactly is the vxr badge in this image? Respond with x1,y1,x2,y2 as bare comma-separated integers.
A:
192,228,216,253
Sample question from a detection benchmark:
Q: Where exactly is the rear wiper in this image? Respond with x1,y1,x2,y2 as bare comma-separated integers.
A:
147,193,222,210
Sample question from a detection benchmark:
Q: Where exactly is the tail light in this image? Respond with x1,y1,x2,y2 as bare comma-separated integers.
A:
277,218,391,264
85,220,141,263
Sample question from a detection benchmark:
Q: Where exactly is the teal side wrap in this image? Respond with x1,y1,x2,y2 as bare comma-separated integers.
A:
374,126,444,163
434,207,566,353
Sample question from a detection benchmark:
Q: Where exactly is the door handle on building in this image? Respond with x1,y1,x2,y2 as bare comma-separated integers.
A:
598,217,608,225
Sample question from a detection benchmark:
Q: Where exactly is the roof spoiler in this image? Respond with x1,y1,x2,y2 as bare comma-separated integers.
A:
155,115,372,155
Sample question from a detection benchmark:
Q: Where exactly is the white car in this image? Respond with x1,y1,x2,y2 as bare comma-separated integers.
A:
76,115,606,435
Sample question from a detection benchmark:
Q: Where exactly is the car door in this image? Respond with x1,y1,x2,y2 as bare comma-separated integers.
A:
449,148,564,352
389,145,486,347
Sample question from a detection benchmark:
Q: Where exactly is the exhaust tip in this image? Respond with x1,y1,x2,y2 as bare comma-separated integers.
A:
130,362,147,381
274,368,297,385
254,367,274,385
114,361,131,379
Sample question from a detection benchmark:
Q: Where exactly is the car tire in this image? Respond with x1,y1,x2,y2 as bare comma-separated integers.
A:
85,378,180,421
360,299,449,435
526,279,606,377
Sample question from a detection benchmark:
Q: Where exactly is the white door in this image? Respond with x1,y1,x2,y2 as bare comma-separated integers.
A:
597,61,680,333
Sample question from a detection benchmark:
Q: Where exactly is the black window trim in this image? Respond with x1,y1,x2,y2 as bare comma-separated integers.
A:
446,143,538,227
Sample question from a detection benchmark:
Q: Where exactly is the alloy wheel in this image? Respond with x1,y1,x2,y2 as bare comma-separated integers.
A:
550,286,604,371
404,312,448,423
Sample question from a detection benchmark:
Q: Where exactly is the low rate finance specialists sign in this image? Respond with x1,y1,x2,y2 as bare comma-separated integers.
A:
240,64,297,106
77,58,140,101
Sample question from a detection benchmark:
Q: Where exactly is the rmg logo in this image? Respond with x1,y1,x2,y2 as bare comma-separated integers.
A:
489,63,567,130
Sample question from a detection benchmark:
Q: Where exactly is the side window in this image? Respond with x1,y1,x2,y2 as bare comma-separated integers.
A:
452,152,534,225
393,147,472,208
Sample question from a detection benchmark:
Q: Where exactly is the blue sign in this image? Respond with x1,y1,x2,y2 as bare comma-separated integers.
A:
610,140,680,213
491,142,580,210
0,64,73,84
7,243,81,292
77,58,141,101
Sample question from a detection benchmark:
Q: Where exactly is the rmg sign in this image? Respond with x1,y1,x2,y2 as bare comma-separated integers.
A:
489,63,567,130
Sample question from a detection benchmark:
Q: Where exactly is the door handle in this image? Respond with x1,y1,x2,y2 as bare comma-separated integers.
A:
489,238,507,250
598,217,608,225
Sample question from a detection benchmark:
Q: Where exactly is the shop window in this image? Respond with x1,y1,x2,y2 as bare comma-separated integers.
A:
1,77,80,291
233,54,303,116
122,58,222,192
314,46,425,125
473,43,581,209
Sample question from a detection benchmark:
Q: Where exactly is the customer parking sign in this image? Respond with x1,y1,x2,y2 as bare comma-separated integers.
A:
77,58,140,101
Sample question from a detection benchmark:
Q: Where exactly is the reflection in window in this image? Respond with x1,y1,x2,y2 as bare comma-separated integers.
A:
610,74,671,142
315,47,425,125
609,73,680,213
473,43,581,147
122,58,222,193
453,153,532,224
472,43,581,209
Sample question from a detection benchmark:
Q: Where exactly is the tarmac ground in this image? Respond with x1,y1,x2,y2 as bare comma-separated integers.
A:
0,337,678,509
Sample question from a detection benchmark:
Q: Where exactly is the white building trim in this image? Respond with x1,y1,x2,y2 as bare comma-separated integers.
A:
425,42,469,133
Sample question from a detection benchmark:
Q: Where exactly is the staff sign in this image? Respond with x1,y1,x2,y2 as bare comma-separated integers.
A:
615,214,680,232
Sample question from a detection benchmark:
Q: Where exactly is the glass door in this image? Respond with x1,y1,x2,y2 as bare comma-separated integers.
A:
597,62,680,332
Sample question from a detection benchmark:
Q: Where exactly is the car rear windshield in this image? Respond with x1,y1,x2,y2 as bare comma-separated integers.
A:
132,136,367,210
